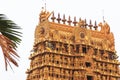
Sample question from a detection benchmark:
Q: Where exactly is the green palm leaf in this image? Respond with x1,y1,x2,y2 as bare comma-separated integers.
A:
0,14,22,70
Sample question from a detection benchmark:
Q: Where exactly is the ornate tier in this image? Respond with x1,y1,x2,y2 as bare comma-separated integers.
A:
26,9,120,80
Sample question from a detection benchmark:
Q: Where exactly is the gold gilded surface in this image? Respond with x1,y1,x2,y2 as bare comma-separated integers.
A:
26,10,120,80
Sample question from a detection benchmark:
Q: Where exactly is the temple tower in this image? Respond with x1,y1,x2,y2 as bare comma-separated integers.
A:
26,9,120,80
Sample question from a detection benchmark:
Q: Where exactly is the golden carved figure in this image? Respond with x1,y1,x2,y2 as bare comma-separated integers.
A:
40,10,53,22
98,22,110,34
78,20,85,27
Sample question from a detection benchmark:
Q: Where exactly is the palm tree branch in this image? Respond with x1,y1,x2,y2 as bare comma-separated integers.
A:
2,32,21,44
0,28,22,37
0,14,22,70
0,35,20,57
0,35,19,70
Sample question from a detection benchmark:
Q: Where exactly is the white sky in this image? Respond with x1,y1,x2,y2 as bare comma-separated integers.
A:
0,0,120,80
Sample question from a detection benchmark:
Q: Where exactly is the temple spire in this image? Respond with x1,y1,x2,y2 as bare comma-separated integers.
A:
62,14,66,24
88,19,93,29
94,21,98,30
67,16,72,25
51,12,56,22
73,16,77,26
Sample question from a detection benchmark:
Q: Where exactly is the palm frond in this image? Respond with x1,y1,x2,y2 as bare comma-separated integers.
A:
0,14,22,70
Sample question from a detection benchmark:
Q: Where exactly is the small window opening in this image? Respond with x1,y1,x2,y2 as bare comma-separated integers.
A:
76,45,79,53
82,47,87,53
87,76,93,80
64,44,68,52
85,62,91,67
56,61,59,64
94,49,97,55
100,50,104,56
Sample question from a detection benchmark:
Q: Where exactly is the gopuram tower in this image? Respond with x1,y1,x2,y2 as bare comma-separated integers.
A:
26,9,120,80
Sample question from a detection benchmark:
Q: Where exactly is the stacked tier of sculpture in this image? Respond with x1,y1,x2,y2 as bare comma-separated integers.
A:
26,9,120,80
